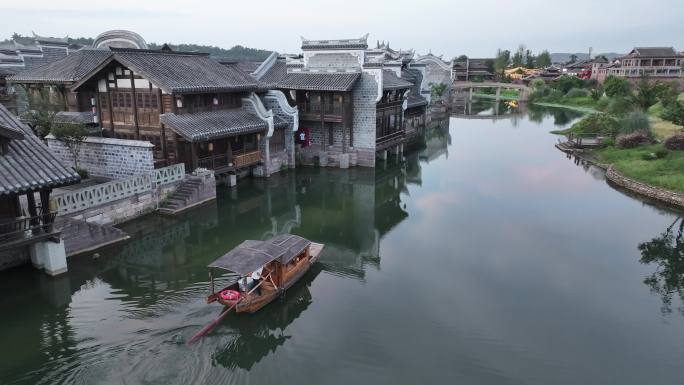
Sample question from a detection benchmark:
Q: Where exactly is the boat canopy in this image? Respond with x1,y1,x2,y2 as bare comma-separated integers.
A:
270,234,311,265
208,235,311,275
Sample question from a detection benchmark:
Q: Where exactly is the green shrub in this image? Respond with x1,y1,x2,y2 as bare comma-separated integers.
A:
664,133,684,150
75,167,89,179
553,75,585,94
590,86,604,101
530,78,546,89
619,111,651,134
596,96,611,111
616,131,654,149
604,75,631,97
602,137,616,147
662,101,684,129
607,96,636,115
656,149,669,158
565,88,590,98
571,113,619,136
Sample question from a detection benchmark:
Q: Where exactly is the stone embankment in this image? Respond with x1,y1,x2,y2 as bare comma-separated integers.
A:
556,141,684,210
605,166,684,209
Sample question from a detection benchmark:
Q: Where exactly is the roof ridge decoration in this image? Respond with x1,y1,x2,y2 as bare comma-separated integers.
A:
242,92,275,138
252,51,279,80
264,90,299,132
301,34,369,51
93,30,148,50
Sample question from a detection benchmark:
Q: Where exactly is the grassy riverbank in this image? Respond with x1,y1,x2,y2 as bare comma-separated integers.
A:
534,102,599,115
473,89,520,100
595,144,684,192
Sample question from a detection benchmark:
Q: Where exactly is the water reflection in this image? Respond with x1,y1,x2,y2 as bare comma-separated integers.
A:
638,217,684,316
527,103,583,126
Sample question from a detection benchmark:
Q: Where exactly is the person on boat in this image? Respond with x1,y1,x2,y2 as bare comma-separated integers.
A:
238,267,263,294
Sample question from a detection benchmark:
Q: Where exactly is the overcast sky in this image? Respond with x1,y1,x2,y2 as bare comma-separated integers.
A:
3,0,684,58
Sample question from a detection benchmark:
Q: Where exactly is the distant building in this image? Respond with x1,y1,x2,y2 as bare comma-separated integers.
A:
597,47,684,87
452,58,494,81
0,33,77,113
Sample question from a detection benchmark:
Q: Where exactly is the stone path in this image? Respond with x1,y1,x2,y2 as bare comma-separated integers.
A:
55,217,129,256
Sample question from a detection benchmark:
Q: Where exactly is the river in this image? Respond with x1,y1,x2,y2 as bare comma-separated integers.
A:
1,99,684,385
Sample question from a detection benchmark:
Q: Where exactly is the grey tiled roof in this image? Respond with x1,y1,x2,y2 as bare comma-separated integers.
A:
55,111,97,124
161,108,285,142
383,70,413,90
109,49,260,94
629,47,681,57
301,36,368,51
0,104,80,195
258,59,287,87
277,72,360,91
8,49,112,83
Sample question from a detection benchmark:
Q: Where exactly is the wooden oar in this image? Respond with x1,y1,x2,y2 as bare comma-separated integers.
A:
187,275,270,345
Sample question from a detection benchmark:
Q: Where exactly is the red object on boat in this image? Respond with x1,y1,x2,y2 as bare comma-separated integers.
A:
220,290,240,301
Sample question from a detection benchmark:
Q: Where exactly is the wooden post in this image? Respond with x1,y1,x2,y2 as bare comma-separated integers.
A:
104,78,115,135
39,189,52,232
191,142,198,171
129,71,140,140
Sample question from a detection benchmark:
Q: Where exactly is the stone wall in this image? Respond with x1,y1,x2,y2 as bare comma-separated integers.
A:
47,136,155,179
68,182,179,225
352,72,378,167
606,166,684,209
0,246,29,272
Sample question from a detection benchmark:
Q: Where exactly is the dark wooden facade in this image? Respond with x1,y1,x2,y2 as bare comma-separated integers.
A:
376,89,406,151
77,62,261,172
289,90,354,151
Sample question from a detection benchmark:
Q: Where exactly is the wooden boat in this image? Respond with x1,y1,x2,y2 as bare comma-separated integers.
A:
206,234,324,314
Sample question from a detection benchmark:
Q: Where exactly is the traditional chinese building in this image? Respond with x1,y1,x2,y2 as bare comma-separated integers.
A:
273,34,420,168
598,47,684,88
9,30,299,179
453,58,495,81
0,103,80,274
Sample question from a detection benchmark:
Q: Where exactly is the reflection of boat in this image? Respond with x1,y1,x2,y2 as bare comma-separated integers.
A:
206,234,324,313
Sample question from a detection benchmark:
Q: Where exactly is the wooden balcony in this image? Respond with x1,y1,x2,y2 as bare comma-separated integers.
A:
0,212,59,251
297,102,350,123
233,150,262,168
376,130,406,151
197,150,262,173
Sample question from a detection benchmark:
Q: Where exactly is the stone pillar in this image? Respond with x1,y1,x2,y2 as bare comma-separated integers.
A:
30,240,68,276
496,87,501,100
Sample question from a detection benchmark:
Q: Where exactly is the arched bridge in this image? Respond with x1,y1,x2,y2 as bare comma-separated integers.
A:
452,81,532,101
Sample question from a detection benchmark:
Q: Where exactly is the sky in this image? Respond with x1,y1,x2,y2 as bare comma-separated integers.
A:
3,0,684,58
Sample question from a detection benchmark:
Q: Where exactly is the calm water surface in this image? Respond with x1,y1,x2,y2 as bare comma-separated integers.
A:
2,100,684,384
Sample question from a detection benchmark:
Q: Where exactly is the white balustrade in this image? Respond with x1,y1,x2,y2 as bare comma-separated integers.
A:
55,163,186,215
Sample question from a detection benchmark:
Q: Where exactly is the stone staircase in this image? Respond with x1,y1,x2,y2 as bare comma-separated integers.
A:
158,170,216,215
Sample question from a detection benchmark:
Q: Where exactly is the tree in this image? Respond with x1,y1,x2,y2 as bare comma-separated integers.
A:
494,49,511,77
657,81,680,108
603,75,631,97
455,54,468,62
536,50,552,68
512,44,526,67
524,49,535,68
638,217,684,315
662,101,684,130
554,75,584,94
21,88,62,137
569,54,579,63
51,122,89,175
633,75,661,110
429,82,448,103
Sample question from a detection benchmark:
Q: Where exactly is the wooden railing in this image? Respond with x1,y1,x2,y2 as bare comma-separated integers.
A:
0,212,58,243
198,154,231,170
197,151,262,170
297,102,345,116
567,132,604,147
233,150,262,168
376,130,405,150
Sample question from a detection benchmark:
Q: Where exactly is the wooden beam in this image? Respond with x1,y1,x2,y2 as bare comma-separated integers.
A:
129,71,140,140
